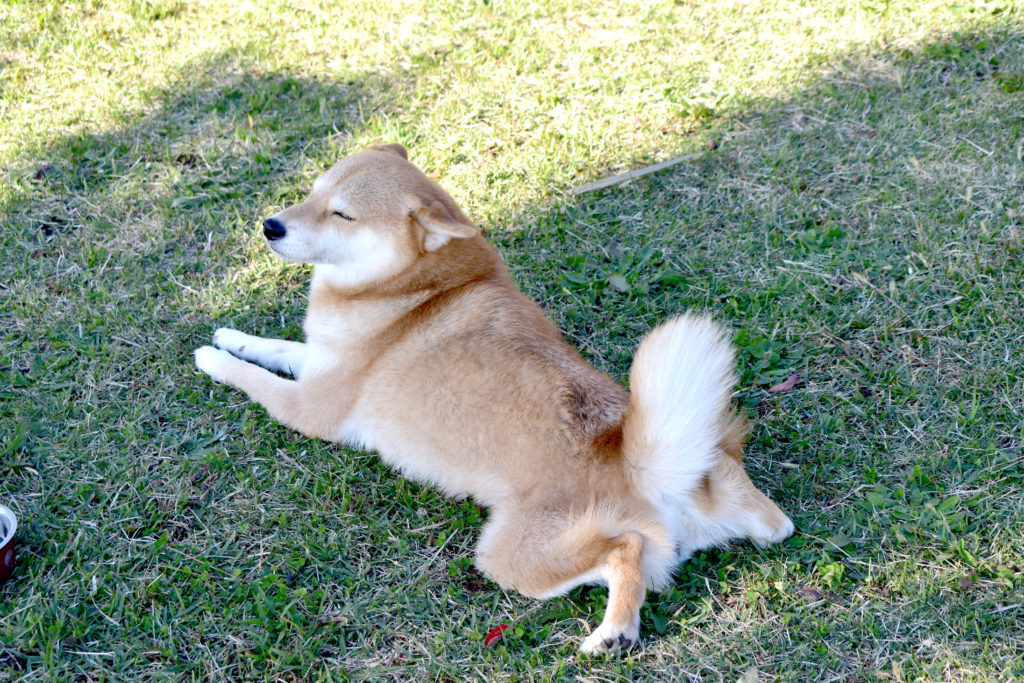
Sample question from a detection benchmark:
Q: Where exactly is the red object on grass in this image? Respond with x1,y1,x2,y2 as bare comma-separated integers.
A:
484,623,509,647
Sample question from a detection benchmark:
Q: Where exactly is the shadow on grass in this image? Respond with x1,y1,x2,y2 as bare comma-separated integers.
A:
1,48,401,443
0,48,417,676
4,52,392,240
2,20,1023,681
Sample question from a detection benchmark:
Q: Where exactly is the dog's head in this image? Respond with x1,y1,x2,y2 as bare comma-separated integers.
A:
262,143,477,287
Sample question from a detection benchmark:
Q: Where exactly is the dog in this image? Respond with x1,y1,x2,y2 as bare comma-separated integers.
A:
194,143,793,654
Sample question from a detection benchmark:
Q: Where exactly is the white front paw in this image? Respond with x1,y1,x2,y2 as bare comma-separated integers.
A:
580,621,639,656
195,345,234,383
212,328,248,354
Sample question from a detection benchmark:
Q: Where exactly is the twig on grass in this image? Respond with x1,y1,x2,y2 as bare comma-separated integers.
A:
571,151,706,195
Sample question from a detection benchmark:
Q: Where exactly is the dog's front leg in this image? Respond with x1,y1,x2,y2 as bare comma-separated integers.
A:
212,328,307,377
195,346,321,437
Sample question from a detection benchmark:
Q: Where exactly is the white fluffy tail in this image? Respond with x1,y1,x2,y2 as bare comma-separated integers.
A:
622,314,737,509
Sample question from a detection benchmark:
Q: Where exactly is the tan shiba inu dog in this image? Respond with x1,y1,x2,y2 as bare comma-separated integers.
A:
194,143,793,654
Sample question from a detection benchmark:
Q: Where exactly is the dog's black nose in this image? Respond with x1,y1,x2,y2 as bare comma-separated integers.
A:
263,218,287,241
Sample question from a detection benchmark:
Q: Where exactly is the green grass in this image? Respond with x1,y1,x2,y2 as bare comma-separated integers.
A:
2,0,1023,679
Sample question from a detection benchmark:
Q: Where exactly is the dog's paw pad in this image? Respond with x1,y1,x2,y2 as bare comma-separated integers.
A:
580,625,637,656
195,345,233,382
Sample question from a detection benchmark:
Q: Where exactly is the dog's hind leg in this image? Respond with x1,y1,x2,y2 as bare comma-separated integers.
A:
212,328,307,377
476,505,661,656
577,531,646,655
674,454,794,562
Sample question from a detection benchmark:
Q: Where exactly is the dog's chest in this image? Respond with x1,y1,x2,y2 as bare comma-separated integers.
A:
301,309,385,378
302,285,410,349
303,309,373,346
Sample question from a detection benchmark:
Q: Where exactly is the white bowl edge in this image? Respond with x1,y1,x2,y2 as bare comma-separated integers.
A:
0,504,17,547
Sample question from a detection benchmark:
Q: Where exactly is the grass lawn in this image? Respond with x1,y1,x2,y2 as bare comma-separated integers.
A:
2,0,1023,679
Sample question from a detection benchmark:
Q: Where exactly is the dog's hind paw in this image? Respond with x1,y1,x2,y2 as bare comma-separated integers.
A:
580,624,638,656
748,510,795,549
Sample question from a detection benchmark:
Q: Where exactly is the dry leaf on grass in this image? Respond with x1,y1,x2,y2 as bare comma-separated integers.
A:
797,586,824,600
768,373,800,394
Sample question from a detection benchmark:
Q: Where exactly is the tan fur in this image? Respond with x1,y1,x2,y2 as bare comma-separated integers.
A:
195,144,793,655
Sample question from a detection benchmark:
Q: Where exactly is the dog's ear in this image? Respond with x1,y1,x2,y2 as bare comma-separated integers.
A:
413,200,476,252
369,143,408,160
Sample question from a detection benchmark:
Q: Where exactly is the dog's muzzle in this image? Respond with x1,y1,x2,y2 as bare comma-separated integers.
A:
263,218,287,241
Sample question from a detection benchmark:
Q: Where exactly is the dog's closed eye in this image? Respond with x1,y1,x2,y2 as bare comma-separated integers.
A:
333,210,355,221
